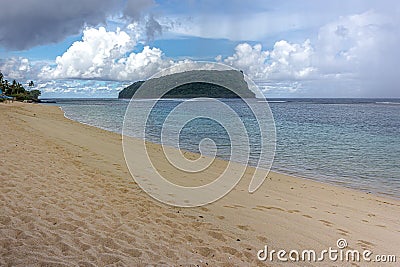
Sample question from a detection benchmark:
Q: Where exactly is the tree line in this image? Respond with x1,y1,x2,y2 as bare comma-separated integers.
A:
0,71,41,101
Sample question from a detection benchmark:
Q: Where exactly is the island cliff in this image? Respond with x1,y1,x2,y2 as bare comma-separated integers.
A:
118,70,256,99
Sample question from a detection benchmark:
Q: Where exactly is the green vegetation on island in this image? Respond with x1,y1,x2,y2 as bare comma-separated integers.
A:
0,71,41,102
118,70,256,99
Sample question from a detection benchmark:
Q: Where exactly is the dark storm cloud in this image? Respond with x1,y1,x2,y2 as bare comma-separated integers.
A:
123,0,163,41
0,0,156,51
123,0,155,20
0,0,119,50
145,15,163,41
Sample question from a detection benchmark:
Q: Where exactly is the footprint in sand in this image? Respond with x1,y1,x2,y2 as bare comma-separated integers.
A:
257,236,268,243
200,207,209,212
237,225,251,231
78,261,96,267
220,246,240,256
119,210,129,217
0,216,12,226
324,210,336,214
253,205,285,212
196,246,214,257
99,253,123,265
357,240,375,250
162,212,178,219
336,228,350,236
76,241,92,252
57,222,79,231
208,231,227,242
319,219,333,227
223,204,244,209
287,209,300,214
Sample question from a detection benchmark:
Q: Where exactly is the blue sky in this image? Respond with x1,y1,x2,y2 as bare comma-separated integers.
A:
0,0,399,98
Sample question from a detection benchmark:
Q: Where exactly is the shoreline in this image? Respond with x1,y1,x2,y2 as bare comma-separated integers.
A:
55,102,399,201
1,102,399,266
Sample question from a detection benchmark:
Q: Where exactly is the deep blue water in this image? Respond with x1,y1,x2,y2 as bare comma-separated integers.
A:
45,98,400,198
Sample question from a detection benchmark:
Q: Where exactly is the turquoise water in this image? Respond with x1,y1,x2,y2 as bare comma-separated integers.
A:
47,98,400,198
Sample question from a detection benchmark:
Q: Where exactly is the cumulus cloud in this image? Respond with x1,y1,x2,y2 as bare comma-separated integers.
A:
222,40,315,83
0,0,157,50
314,11,400,96
0,57,47,85
315,11,383,75
36,79,125,98
220,11,400,97
39,27,173,81
0,57,31,80
223,43,269,79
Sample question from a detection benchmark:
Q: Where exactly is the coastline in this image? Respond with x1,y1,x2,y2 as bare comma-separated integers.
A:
1,102,399,265
57,99,400,201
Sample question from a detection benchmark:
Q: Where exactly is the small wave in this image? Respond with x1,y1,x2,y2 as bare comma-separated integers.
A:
130,98,184,102
266,100,287,103
187,98,222,102
376,101,400,105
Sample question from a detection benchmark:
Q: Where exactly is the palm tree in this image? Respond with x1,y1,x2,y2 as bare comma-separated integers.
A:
0,72,3,94
29,90,41,101
17,82,25,94
4,80,10,95
11,80,17,95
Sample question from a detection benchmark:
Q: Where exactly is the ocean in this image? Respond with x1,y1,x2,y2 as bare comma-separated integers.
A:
45,98,400,199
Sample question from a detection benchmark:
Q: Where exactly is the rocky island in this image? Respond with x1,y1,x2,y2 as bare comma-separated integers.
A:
118,70,256,99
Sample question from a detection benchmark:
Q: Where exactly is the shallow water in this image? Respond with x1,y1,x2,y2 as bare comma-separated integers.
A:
46,98,400,198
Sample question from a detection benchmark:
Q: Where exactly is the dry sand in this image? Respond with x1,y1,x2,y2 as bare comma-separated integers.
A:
0,102,399,266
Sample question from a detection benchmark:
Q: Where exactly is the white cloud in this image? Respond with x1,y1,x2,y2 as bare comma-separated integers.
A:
39,27,173,81
111,46,173,80
221,40,315,83
0,57,32,81
315,11,385,75
220,10,400,96
313,10,399,96
268,40,315,80
1,26,176,97
223,43,269,79
36,79,126,98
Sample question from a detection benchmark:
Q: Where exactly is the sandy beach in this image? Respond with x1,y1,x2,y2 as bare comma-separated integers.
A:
0,102,399,266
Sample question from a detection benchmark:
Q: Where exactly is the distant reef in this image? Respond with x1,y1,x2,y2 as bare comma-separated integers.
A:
118,70,256,99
